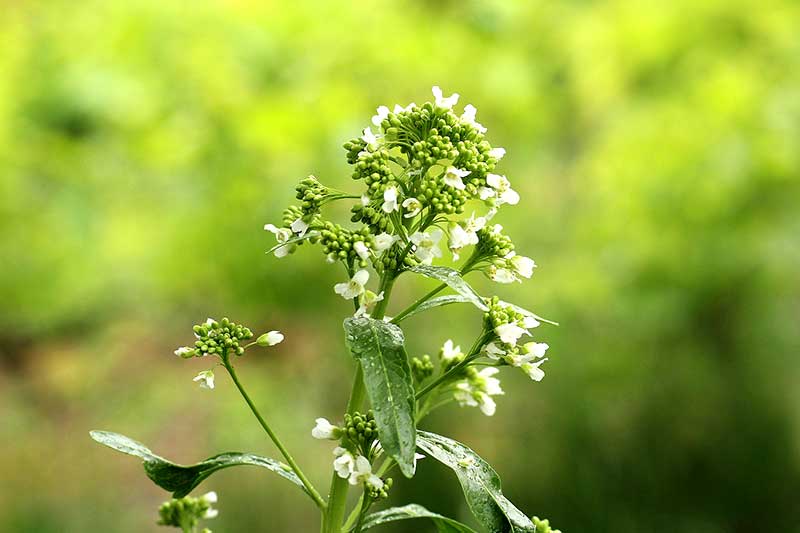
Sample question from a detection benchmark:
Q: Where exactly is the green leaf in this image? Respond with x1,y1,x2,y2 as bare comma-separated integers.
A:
409,265,489,311
417,431,535,533
393,294,474,323
343,317,417,477
90,430,305,498
361,504,478,532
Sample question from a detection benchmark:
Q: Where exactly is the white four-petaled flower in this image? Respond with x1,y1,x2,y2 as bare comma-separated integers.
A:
402,197,422,218
489,147,506,160
448,213,486,259
264,223,293,258
290,217,309,237
362,127,380,151
461,104,487,133
355,290,384,317
443,166,470,190
454,367,504,416
373,232,399,253
495,322,528,345
353,241,370,260
432,86,459,109
508,252,536,279
410,229,444,264
334,269,369,299
486,173,520,205
382,187,399,213
311,418,340,440
371,105,389,127
193,370,215,390
440,339,464,366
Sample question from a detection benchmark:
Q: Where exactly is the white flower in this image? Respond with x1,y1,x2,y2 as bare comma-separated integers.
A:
482,341,505,360
522,341,549,359
349,455,383,489
489,147,506,160
360,194,370,207
479,187,495,201
410,228,444,264
432,85,459,109
495,322,527,345
333,447,356,479
193,370,215,390
362,127,380,151
488,265,517,284
521,315,540,329
508,253,536,279
334,269,369,300
311,418,340,440
486,173,520,205
257,330,284,346
373,232,399,252
201,491,219,518
402,197,422,218
353,241,370,260
264,223,293,258
461,104,486,133
440,339,464,366
174,346,194,358
290,217,309,237
382,186,399,213
520,358,548,382
371,105,390,127
448,213,485,259
355,290,384,317
454,368,504,416
443,166,470,190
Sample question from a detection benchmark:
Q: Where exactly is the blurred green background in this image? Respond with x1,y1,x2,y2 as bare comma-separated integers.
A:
2,0,799,531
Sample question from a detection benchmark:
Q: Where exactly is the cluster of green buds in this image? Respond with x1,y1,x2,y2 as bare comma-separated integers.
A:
262,86,533,300
410,354,434,383
173,318,284,390
313,414,391,497
157,492,218,532
484,297,541,347
532,516,562,533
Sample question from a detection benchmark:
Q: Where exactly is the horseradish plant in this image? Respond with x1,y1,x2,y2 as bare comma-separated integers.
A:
91,87,562,533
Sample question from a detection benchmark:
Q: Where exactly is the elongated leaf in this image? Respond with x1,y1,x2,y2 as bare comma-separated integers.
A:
361,504,478,532
417,431,535,533
90,430,305,498
409,265,488,311
343,317,416,477
394,294,474,323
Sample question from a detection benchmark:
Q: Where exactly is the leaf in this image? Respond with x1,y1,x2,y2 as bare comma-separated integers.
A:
90,430,305,498
361,504,478,532
393,294,474,323
417,431,535,533
409,265,489,311
343,317,417,477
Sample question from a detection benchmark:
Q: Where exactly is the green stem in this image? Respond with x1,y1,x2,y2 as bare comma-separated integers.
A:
222,356,326,510
415,331,491,400
390,282,446,324
324,273,396,533
352,495,372,533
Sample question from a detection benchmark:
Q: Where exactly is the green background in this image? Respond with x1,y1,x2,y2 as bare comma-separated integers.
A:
2,1,799,531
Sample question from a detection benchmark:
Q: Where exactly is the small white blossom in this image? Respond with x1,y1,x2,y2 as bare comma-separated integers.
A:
334,269,369,299
454,368,504,416
448,213,486,259
353,241,370,260
264,223,293,258
393,102,416,113
488,265,517,284
362,127,380,151
522,341,549,359
371,105,390,127
290,217,309,237
193,370,215,390
333,447,356,479
443,166,470,190
201,491,219,519
311,418,340,440
257,330,284,346
373,232,399,252
402,197,422,218
482,341,505,360
360,194,370,207
355,290,384,317
410,229,444,264
440,339,464,366
520,358,548,381
432,86,459,109
350,455,383,489
174,346,194,358
495,322,527,345
382,186,399,213
486,173,520,205
479,187,495,201
489,147,506,160
461,104,487,133
508,253,536,279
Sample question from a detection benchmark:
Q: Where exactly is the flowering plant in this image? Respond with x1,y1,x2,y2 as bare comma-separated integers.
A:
91,87,561,533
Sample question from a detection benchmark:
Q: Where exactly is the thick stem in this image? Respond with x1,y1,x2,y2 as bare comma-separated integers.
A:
223,356,326,509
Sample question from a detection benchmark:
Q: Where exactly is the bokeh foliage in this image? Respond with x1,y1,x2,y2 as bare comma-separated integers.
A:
1,0,799,531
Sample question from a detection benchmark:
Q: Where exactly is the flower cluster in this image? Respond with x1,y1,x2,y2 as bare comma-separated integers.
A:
157,491,218,532
173,318,283,390
410,354,434,383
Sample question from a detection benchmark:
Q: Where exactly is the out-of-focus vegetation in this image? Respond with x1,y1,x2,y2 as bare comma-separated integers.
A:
1,0,799,531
